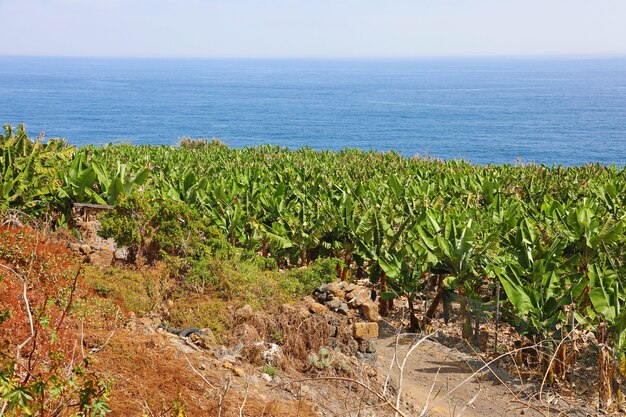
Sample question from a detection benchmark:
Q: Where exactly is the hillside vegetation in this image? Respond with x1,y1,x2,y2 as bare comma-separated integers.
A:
2,124,626,412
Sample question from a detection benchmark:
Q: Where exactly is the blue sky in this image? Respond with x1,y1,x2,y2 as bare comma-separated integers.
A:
1,0,625,58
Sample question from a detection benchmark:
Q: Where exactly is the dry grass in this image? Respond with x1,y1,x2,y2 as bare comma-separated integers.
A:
224,303,331,371
88,329,319,416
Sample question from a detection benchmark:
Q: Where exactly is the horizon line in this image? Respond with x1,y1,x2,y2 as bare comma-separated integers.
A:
2,52,626,61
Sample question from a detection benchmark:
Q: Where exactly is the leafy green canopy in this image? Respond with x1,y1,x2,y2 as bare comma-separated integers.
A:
3,124,626,359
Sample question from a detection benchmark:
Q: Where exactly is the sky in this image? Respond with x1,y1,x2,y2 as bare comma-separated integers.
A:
0,0,625,58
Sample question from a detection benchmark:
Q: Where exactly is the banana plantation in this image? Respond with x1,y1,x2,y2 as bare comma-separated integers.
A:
3,124,626,409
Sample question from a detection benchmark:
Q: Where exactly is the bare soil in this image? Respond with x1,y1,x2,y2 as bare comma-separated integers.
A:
372,328,596,417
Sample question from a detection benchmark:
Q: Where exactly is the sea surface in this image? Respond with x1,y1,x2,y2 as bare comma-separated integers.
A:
1,56,625,165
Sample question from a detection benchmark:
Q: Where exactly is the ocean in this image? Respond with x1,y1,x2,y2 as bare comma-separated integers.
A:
0,56,625,165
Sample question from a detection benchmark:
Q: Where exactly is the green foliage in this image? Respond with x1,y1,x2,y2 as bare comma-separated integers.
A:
0,361,111,417
307,347,348,372
99,194,208,263
178,137,228,150
0,124,74,215
99,193,151,249
5,124,626,392
83,265,159,312
284,258,341,295
261,365,279,377
168,297,226,335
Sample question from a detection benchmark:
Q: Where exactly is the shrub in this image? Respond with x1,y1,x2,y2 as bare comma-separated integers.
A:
99,194,209,264
262,365,279,377
0,225,111,416
178,137,228,149
285,258,341,295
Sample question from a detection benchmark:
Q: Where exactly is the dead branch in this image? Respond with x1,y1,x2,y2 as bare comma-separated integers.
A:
286,376,408,417
182,352,218,391
88,330,116,355
394,331,438,417
239,379,250,417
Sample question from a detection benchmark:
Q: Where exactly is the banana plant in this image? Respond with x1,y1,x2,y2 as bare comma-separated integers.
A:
91,161,150,205
578,264,626,409
58,152,99,203
414,208,493,338
1,124,74,214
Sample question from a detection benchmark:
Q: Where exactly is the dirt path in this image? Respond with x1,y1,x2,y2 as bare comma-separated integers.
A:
372,334,558,417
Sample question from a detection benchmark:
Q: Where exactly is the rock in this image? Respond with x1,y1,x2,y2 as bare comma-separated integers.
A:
222,361,234,370
347,339,359,353
356,352,377,364
346,288,370,307
79,244,93,255
360,300,379,322
233,367,245,377
235,304,254,320
353,322,378,340
126,312,137,332
87,249,113,268
137,316,161,335
322,282,350,299
358,339,376,353
316,292,329,303
190,329,217,349
325,298,342,311
114,247,129,260
80,221,100,244
68,242,82,253
333,289,346,299
261,373,272,383
337,303,349,315
304,297,327,314
260,342,282,362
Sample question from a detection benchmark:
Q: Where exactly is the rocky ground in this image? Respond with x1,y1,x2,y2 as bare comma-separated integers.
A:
82,278,600,416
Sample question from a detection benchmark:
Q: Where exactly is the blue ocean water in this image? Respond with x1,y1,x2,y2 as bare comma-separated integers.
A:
0,56,625,165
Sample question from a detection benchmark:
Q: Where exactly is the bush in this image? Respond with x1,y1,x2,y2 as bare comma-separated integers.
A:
178,137,228,149
0,225,111,416
99,194,209,264
285,258,341,295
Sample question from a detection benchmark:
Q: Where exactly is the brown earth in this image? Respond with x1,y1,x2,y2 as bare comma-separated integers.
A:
372,327,595,417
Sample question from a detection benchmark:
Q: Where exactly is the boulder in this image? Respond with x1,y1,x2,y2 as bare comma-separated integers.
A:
325,298,342,311
79,244,93,255
346,288,370,307
190,329,217,349
304,296,328,314
337,303,349,315
352,322,378,340
360,300,379,322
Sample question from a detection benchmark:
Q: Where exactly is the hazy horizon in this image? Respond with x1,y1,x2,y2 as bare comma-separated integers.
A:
1,0,625,58
3,53,626,61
